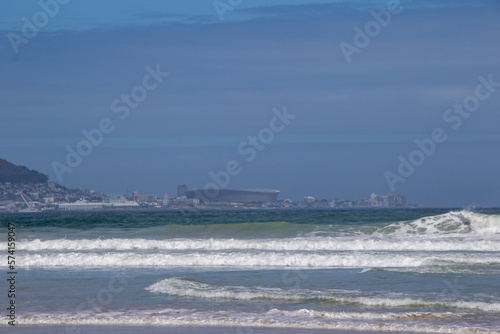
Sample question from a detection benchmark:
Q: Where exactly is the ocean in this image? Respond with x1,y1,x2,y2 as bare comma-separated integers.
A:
1,208,500,333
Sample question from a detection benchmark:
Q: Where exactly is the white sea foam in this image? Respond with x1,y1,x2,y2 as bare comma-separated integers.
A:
273,308,459,320
6,211,500,333
6,236,500,252
147,277,500,313
14,311,500,334
4,211,498,254
380,211,500,237
14,250,500,269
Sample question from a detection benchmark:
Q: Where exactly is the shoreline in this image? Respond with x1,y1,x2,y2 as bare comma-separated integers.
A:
0,206,470,215
0,325,406,334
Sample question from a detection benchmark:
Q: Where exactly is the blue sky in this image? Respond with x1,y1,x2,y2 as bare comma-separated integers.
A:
1,0,499,206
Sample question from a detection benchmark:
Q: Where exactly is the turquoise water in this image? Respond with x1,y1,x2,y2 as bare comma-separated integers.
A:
1,209,500,333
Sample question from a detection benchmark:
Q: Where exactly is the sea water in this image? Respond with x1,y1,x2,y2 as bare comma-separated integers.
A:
1,209,500,333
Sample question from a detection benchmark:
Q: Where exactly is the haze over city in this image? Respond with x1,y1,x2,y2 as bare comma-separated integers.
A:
1,0,499,207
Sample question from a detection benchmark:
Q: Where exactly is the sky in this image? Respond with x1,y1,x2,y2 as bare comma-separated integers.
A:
1,0,499,207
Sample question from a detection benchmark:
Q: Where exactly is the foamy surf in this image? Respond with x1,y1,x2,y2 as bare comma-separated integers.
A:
14,250,500,268
380,210,500,236
4,210,499,253
6,236,500,252
147,277,500,313
13,312,500,334
5,209,500,332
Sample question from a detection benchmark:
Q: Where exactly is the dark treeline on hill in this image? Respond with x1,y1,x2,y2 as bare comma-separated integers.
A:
0,158,48,184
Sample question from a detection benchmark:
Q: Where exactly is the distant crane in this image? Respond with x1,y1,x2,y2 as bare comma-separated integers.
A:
17,192,36,210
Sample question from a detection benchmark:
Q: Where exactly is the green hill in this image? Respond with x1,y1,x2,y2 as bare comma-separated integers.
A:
0,158,48,184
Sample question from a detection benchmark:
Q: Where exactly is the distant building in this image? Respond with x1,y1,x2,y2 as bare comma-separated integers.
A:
58,200,104,211
180,185,279,203
133,192,158,202
359,193,407,207
102,194,139,207
43,197,54,204
177,184,188,197
162,194,169,206
302,196,316,204
170,197,200,206
104,194,127,204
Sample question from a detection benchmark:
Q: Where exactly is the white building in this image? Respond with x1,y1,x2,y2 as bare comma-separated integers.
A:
58,200,104,211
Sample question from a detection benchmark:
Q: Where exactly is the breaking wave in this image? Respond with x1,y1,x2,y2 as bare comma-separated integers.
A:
15,250,500,268
378,210,500,236
8,236,500,252
14,313,500,334
3,210,498,272
4,211,499,253
146,277,500,313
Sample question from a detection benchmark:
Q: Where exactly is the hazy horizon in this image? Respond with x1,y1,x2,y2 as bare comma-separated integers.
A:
1,0,499,206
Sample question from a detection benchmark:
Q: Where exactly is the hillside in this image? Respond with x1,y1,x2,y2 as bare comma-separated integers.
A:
0,158,48,184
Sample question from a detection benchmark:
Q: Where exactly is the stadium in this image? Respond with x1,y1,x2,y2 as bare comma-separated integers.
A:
178,185,279,203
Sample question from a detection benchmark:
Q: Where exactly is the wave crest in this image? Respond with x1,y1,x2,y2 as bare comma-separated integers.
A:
379,211,500,236
147,277,500,313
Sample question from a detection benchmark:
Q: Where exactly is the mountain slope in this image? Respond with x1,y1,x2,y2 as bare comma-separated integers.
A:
0,158,48,184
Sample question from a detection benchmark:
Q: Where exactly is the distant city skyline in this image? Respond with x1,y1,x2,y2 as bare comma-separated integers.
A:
1,0,499,207
1,179,413,214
